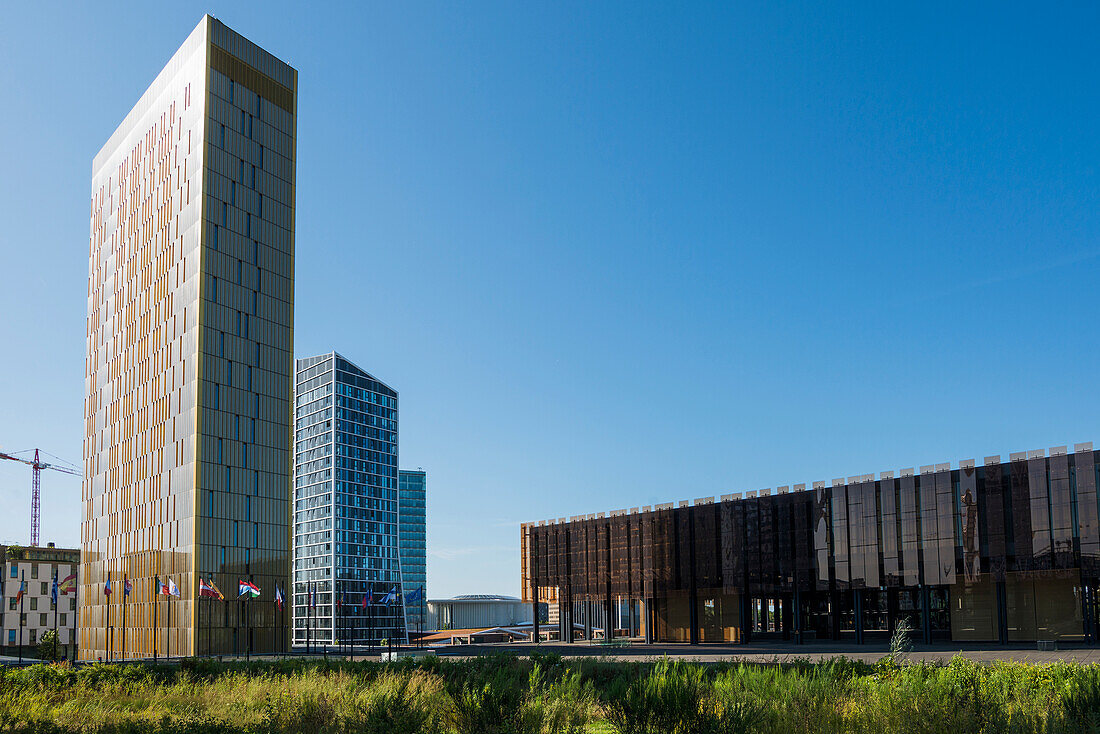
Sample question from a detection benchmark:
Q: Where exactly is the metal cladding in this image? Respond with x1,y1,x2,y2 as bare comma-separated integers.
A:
522,445,1100,644
83,16,296,659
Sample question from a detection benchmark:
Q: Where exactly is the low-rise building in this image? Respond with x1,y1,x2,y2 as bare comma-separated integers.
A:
426,594,546,631
1,543,80,658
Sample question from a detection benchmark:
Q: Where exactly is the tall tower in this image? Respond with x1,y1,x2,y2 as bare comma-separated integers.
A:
398,469,427,630
83,16,296,659
293,353,406,646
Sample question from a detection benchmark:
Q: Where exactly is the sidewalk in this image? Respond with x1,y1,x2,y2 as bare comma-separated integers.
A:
438,640,1100,665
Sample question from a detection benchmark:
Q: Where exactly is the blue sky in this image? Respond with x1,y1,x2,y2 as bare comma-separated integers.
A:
2,2,1099,598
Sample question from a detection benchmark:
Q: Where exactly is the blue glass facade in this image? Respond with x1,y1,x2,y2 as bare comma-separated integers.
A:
293,352,406,646
399,470,427,630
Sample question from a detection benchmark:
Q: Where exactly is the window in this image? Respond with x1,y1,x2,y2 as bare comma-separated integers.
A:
59,613,66,626
9,566,16,578
69,599,75,611
227,361,233,387
214,384,219,410
31,566,37,579
237,260,242,285
7,598,14,611
29,630,36,645
217,438,223,463
6,630,13,644
221,547,226,567
231,180,236,206
222,202,227,227
40,613,47,626
40,582,47,595
211,277,217,303
233,521,239,546
226,466,231,492
30,598,37,610
213,225,219,251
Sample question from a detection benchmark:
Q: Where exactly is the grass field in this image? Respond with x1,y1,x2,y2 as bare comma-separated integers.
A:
2,652,1100,733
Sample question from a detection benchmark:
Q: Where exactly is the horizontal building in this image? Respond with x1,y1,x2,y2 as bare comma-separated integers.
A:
426,595,537,631
521,443,1100,645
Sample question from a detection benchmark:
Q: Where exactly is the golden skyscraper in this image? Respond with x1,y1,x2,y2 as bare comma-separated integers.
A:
83,16,296,659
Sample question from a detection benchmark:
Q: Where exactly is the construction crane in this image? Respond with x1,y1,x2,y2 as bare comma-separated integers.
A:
0,449,81,547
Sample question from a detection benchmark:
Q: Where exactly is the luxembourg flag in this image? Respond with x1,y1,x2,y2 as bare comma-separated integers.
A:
238,580,261,598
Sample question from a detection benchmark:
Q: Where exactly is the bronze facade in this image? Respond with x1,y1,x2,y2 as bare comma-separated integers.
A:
522,445,1099,644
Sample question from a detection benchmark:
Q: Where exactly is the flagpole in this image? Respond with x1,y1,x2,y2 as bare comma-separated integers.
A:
71,569,78,662
152,576,158,662
106,571,112,663
121,575,127,661
166,577,171,660
18,570,24,664
71,571,77,661
52,570,58,660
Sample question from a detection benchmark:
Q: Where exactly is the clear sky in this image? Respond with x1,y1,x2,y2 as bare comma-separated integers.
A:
2,2,1099,598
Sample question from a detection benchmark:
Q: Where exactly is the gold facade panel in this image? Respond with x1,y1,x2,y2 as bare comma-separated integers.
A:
84,17,295,660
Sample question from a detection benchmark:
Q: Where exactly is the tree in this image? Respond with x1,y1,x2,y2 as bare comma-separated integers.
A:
6,545,24,561
37,629,60,662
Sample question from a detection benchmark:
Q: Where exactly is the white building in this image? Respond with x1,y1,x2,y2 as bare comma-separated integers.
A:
2,544,80,658
426,595,535,631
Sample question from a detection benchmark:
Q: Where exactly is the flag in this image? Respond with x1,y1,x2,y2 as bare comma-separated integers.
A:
309,582,317,609
162,577,180,597
381,585,398,605
104,577,112,597
58,574,77,595
238,580,260,598
123,576,132,598
51,577,58,605
405,586,424,604
199,578,224,600
336,593,342,610
15,580,25,605
361,589,371,609
274,584,284,610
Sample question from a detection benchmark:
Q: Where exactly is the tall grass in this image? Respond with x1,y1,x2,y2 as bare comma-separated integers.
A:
2,653,1100,733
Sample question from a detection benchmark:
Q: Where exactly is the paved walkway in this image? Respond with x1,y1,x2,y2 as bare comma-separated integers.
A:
432,640,1100,665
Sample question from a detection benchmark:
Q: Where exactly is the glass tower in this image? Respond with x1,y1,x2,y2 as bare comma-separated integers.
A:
398,470,427,631
83,16,296,659
293,353,406,646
